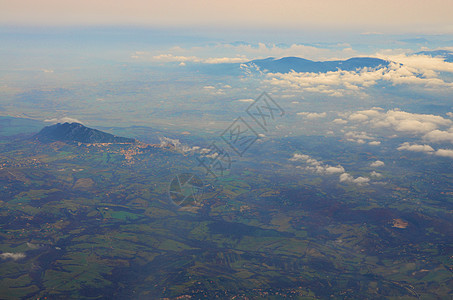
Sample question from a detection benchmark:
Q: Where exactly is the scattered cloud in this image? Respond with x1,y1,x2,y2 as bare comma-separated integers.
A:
290,153,371,185
265,53,453,97
151,54,201,63
134,52,249,64
348,109,452,135
435,148,453,158
339,173,370,185
226,43,347,61
370,171,382,177
376,53,453,74
423,129,453,143
297,112,327,119
344,131,375,144
289,153,344,174
131,41,363,67
0,252,25,261
370,160,385,167
159,137,200,154
349,113,370,122
204,57,249,64
324,166,346,175
340,108,453,151
235,98,255,103
307,107,453,161
44,117,82,124
203,85,225,95
397,142,435,153
332,118,348,124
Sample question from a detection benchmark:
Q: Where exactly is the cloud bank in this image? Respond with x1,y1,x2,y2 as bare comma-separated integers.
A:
265,54,453,97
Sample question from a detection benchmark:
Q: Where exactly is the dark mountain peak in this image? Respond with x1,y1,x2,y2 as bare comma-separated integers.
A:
247,56,389,73
35,122,135,144
189,56,390,76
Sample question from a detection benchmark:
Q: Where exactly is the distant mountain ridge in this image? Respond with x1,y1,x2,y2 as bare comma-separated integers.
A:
247,56,390,73
192,56,390,75
415,50,453,62
35,122,136,144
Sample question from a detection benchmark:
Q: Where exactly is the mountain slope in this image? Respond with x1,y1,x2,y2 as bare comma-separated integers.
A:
35,122,135,144
415,50,453,62
192,56,390,75
248,56,389,73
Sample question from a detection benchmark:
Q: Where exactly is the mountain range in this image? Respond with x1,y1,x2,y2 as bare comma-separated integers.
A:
193,50,453,75
192,56,390,75
416,50,453,62
35,122,136,144
246,56,389,73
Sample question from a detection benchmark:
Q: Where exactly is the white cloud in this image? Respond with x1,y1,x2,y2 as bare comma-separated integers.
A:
423,129,453,143
151,54,202,63
345,131,374,140
325,107,453,159
225,42,353,61
447,112,453,118
349,113,370,122
341,109,453,141
330,108,453,161
289,153,344,175
204,57,250,64
297,112,327,119
345,131,375,144
137,53,250,64
332,118,348,124
324,166,346,174
289,153,310,161
371,110,451,134
435,149,453,158
339,173,370,185
376,53,453,74
370,171,382,177
44,117,82,124
203,85,225,95
265,54,453,97
290,153,372,185
159,137,201,154
235,98,255,103
397,142,434,153
0,252,25,261
370,160,385,167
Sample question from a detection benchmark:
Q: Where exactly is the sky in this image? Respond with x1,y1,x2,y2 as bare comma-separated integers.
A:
1,0,453,161
1,0,453,34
